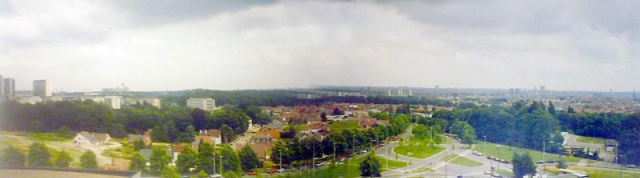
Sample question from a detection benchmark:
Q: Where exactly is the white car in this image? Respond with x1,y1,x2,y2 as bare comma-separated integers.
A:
484,170,491,175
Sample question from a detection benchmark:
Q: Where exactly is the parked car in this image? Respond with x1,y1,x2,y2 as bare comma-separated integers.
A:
248,171,256,175
491,172,501,177
546,160,555,163
487,156,493,160
626,164,637,168
536,160,544,164
484,170,492,175
267,168,278,174
277,169,287,173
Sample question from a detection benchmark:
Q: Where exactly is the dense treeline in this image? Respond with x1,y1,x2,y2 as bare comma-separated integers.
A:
160,89,456,108
434,100,640,164
271,114,411,169
0,100,260,143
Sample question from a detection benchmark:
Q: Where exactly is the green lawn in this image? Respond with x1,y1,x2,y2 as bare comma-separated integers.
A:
328,120,360,134
497,170,514,177
450,156,483,167
473,141,580,163
576,136,605,144
291,125,309,134
571,167,640,178
18,132,73,142
395,140,445,159
275,153,406,178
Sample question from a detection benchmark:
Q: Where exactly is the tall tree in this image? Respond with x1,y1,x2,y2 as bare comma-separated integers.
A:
54,149,73,168
149,146,171,175
27,142,51,167
320,112,327,122
196,143,215,174
1,145,25,167
129,151,147,172
359,154,381,177
512,152,536,178
548,101,556,115
220,145,242,175
239,145,260,172
160,166,181,178
176,144,197,173
191,108,207,130
80,150,98,169
220,124,236,143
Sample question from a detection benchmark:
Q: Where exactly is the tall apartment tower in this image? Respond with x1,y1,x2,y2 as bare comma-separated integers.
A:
187,98,216,111
4,78,14,97
33,80,51,97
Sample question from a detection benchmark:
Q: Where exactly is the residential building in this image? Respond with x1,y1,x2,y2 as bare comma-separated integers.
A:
33,79,51,97
105,96,122,109
256,127,280,140
198,129,222,144
94,133,112,144
73,132,98,146
187,98,216,111
17,96,42,104
4,78,15,97
127,129,152,148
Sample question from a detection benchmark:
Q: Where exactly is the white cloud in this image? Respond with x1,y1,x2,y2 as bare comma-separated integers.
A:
0,0,638,92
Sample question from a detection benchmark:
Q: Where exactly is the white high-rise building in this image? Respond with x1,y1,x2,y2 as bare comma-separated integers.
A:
187,98,216,111
33,80,51,97
105,96,122,109
4,78,15,97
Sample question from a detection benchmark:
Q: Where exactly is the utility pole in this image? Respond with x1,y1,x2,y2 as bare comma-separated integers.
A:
497,144,501,172
445,149,448,178
543,142,546,176
279,149,282,170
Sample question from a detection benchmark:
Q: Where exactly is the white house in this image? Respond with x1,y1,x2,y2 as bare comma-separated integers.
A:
73,131,98,146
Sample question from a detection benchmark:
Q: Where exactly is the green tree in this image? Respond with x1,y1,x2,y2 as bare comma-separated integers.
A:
160,166,181,178
196,143,215,174
54,149,73,168
129,151,147,172
321,112,327,122
176,144,197,173
548,101,556,115
239,144,260,172
80,150,98,169
557,159,567,169
220,145,242,175
220,124,236,143
197,170,209,178
222,171,240,178
150,145,171,174
56,125,73,137
513,152,536,178
1,145,25,167
359,154,381,177
27,142,51,167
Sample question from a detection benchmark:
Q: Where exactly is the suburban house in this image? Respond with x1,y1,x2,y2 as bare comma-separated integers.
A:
297,130,325,141
128,129,152,148
198,129,222,145
256,127,281,140
94,133,111,144
73,131,98,146
308,122,329,134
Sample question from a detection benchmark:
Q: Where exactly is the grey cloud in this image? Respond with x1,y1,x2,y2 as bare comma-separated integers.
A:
110,0,278,27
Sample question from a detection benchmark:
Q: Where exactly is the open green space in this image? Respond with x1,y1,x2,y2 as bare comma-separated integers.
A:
473,141,580,163
570,167,640,178
450,155,483,167
496,170,514,177
440,153,458,162
576,136,605,144
395,139,445,159
17,132,72,142
328,120,359,134
275,153,406,178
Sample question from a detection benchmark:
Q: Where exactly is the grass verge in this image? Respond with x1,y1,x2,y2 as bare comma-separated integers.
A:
474,141,580,163
395,140,445,159
450,156,483,167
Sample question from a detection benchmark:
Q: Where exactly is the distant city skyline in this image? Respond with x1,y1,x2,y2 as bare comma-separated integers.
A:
1,1,638,92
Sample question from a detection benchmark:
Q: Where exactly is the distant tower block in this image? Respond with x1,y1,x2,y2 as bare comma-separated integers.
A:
388,89,391,96
409,89,412,96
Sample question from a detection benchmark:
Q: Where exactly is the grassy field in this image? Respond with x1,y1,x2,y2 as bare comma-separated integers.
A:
450,155,483,167
328,120,359,134
17,132,73,142
473,141,580,163
570,167,640,178
275,153,405,178
395,139,445,159
497,170,514,177
576,136,605,144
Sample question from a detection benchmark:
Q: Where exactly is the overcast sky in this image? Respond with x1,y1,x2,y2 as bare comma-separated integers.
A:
1,0,638,92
